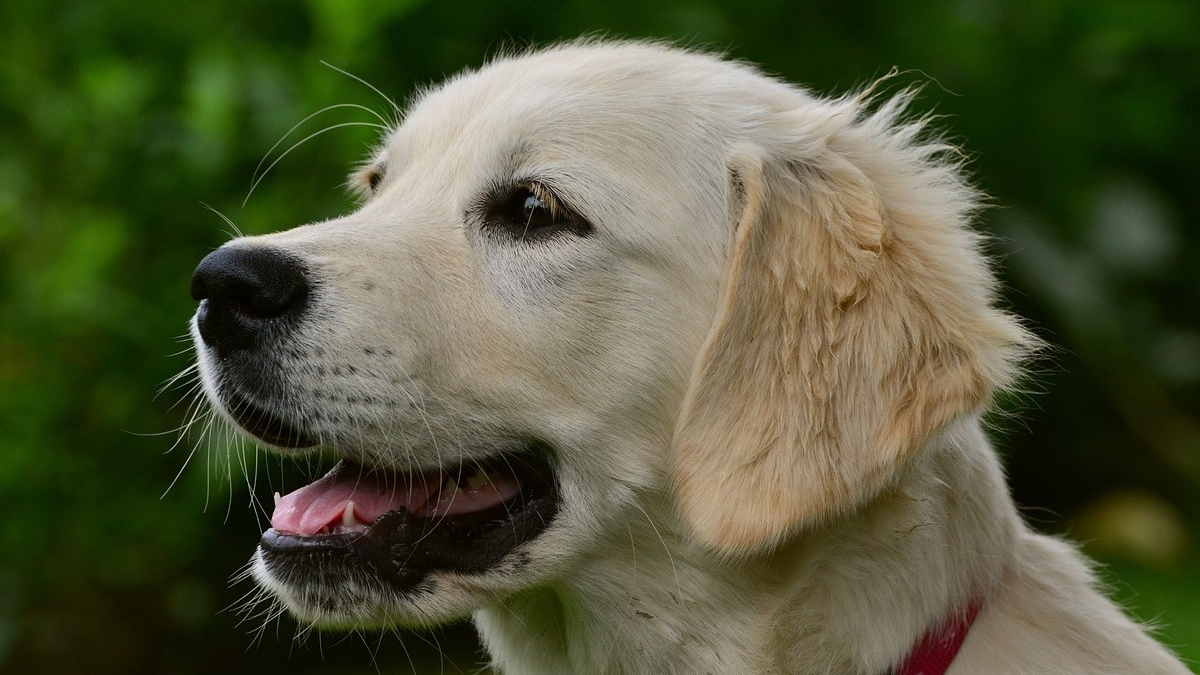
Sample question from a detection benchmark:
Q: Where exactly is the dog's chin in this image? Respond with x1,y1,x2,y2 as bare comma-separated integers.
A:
250,447,561,626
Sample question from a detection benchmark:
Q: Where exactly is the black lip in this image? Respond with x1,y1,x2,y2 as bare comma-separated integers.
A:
221,387,318,449
259,453,559,590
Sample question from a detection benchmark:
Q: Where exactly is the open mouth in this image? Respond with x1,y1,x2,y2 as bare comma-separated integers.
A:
259,450,559,589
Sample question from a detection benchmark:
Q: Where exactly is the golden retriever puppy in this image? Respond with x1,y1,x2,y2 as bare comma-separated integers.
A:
189,41,1192,674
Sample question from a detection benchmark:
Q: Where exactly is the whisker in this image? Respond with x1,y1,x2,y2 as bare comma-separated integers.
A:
200,201,245,238
197,412,231,513
630,499,683,602
354,628,387,675
157,361,199,397
393,626,421,675
161,406,214,498
320,60,402,117
244,119,388,207
162,379,208,422
249,102,389,187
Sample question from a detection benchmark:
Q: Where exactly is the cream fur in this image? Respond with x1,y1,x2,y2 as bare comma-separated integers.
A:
193,40,1193,674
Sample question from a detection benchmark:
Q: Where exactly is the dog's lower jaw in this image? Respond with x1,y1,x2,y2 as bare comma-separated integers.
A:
473,424,1020,675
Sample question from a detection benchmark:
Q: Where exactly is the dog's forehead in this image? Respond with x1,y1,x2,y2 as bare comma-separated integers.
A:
432,44,736,119
382,45,766,176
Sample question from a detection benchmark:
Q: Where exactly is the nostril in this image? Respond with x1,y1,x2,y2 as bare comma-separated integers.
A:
190,246,311,351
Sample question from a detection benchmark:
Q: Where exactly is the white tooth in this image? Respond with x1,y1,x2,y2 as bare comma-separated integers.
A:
273,492,282,507
443,476,459,493
466,468,489,490
343,501,356,528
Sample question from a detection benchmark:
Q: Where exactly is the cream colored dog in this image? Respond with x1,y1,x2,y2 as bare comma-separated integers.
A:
189,41,1192,674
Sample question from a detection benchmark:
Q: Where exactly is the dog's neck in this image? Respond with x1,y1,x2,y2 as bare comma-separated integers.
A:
475,422,1019,675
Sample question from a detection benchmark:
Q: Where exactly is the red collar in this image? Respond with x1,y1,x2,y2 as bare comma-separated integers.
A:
894,601,981,675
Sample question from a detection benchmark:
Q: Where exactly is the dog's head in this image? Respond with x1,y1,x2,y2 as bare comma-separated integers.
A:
189,42,1032,628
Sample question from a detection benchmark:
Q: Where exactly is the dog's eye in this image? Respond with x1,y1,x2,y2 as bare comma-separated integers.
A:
486,183,590,239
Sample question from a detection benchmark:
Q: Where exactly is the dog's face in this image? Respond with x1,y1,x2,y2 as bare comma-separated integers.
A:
190,43,1029,628
191,45,741,626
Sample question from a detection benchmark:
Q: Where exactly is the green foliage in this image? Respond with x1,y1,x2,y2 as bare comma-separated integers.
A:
0,0,1196,673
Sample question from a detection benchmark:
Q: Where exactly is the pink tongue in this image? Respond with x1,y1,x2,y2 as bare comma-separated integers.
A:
269,464,525,536
271,467,441,536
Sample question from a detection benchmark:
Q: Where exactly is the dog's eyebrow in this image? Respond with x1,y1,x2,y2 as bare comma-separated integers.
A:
496,143,583,193
503,142,536,176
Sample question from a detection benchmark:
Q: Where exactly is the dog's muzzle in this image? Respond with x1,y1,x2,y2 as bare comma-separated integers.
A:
190,244,563,600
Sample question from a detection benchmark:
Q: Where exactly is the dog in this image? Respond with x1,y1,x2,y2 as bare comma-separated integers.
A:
188,41,1192,674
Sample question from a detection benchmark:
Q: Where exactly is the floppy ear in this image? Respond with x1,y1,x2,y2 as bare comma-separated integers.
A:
673,128,1032,553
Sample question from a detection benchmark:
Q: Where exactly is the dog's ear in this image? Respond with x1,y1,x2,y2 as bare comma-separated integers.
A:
673,122,1033,553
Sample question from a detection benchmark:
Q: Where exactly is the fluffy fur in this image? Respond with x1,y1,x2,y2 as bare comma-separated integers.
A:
193,41,1193,674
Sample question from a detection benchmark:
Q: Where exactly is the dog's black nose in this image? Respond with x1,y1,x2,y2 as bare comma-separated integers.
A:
190,246,310,354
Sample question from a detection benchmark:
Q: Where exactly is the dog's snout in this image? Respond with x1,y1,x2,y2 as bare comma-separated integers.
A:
190,246,310,353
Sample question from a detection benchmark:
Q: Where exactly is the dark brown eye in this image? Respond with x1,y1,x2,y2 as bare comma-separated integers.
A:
486,183,590,239
517,190,556,230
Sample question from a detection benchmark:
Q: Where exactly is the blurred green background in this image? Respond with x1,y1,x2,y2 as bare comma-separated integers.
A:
1,0,1197,673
